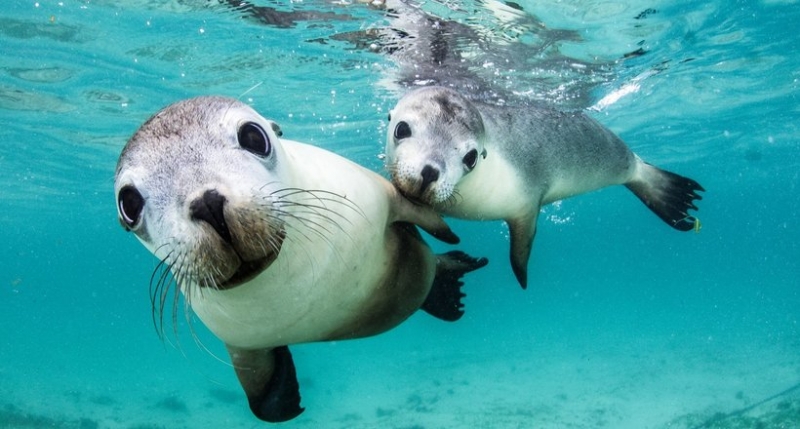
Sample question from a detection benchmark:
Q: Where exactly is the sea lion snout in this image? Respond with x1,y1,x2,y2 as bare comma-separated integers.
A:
188,188,284,289
391,162,452,206
179,183,286,290
190,189,232,244
419,164,440,193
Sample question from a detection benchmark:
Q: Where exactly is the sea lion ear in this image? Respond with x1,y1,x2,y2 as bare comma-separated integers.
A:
269,121,283,137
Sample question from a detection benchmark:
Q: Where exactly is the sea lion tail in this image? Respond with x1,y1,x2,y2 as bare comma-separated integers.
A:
625,161,705,231
421,251,488,322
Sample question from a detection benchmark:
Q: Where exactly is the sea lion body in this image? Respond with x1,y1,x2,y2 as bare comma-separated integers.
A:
184,140,433,349
385,86,703,288
114,96,486,422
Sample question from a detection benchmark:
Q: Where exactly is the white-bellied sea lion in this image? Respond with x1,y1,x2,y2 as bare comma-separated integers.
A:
114,96,487,422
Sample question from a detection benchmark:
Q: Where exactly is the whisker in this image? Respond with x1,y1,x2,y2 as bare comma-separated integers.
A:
444,189,463,210
170,259,189,346
149,246,178,341
156,268,173,340
274,208,342,253
275,212,325,248
272,188,370,269
237,82,263,101
383,162,399,176
143,183,373,360
273,188,366,219
285,201,361,227
185,269,205,352
282,208,343,236
273,192,365,231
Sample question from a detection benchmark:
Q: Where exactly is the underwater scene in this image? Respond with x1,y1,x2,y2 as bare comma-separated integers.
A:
1,0,798,428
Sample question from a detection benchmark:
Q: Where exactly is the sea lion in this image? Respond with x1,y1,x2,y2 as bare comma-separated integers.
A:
384,85,703,289
113,96,487,422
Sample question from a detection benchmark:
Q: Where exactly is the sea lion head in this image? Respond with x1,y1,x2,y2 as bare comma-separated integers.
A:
385,86,486,209
114,96,289,294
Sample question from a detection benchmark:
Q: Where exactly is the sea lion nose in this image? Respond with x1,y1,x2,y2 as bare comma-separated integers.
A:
419,165,440,193
190,189,233,244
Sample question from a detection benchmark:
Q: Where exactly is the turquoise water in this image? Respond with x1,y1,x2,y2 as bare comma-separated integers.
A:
1,0,798,428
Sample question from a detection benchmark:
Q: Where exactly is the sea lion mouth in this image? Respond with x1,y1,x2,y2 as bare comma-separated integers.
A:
216,231,285,290
403,193,427,206
219,249,280,290
398,186,453,209
397,186,429,206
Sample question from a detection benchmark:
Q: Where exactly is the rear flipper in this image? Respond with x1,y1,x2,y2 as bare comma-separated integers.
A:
227,345,304,423
422,251,488,322
625,162,704,231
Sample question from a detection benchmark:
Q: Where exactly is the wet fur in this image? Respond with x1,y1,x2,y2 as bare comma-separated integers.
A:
386,86,704,288
114,96,485,422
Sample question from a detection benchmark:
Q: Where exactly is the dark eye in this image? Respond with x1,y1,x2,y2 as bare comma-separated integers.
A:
238,122,271,156
118,185,144,230
463,149,478,170
394,121,411,140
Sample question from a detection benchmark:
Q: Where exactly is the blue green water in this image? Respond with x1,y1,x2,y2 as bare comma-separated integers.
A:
1,0,798,428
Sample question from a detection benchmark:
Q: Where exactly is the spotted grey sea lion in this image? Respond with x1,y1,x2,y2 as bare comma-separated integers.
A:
385,85,703,289
114,96,487,422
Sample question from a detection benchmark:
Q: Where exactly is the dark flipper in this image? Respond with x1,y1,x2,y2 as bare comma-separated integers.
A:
625,163,704,231
422,251,488,321
507,211,538,290
227,345,304,423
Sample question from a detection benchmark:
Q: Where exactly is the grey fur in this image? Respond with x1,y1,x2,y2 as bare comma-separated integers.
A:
386,86,704,289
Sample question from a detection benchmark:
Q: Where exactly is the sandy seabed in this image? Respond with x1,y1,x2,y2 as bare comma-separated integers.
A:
2,316,798,429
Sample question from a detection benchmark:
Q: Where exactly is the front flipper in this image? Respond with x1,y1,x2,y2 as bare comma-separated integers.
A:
422,251,488,321
507,211,539,290
384,179,460,244
227,345,304,423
